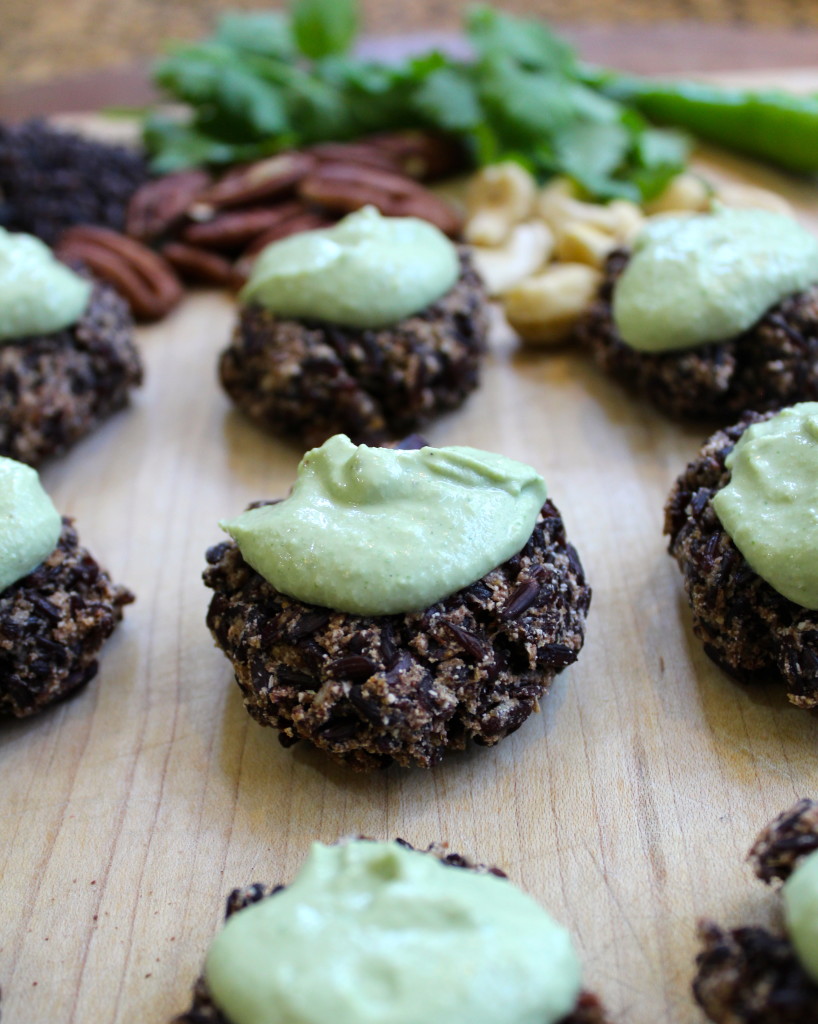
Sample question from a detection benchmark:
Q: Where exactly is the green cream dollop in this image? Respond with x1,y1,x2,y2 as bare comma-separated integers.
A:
0,227,92,342
0,457,61,592
712,403,818,609
204,840,582,1024
784,848,818,984
612,208,818,352
240,206,459,328
220,434,547,616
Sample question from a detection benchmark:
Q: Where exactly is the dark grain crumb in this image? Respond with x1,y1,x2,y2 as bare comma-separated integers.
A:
0,277,142,466
750,798,818,884
0,119,149,244
693,800,818,1023
0,517,133,717
576,250,818,420
171,840,613,1024
203,500,590,770
694,920,818,1024
219,248,488,449
664,411,818,708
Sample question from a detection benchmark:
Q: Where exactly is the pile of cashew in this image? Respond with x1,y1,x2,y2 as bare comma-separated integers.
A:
463,162,793,347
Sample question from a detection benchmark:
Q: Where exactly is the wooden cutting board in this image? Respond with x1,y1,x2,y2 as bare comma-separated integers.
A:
2,71,818,1024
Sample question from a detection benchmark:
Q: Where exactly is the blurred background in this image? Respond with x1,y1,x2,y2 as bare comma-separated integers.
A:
4,0,818,85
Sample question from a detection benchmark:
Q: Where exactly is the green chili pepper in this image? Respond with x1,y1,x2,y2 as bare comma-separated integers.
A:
588,70,818,176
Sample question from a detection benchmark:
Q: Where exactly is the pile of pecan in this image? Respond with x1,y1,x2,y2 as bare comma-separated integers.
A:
55,132,465,323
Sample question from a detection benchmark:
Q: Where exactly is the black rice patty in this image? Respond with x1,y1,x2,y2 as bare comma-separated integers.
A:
576,250,818,420
203,500,590,770
693,799,818,1023
172,841,613,1024
218,248,488,449
0,118,149,245
0,278,143,466
0,517,133,717
665,411,818,708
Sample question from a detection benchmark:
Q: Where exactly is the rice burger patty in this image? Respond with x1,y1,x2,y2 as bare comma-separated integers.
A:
0,227,141,466
172,838,613,1024
694,799,818,1024
0,456,133,717
665,403,818,707
219,206,487,449
203,435,590,769
576,208,818,419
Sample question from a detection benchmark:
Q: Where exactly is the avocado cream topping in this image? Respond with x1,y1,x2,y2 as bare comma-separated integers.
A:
784,848,818,984
220,434,547,616
204,840,582,1024
612,208,818,352
0,228,92,342
712,403,818,609
0,457,61,592
239,206,459,328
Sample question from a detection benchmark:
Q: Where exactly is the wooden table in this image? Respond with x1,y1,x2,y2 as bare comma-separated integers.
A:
6,23,818,118
5,2,818,86
2,63,818,1024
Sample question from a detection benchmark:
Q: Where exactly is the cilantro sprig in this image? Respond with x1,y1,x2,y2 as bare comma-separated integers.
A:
144,0,688,201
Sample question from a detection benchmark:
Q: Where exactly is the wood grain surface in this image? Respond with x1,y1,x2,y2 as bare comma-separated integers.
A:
5,2,818,86
2,76,818,1024
8,24,818,121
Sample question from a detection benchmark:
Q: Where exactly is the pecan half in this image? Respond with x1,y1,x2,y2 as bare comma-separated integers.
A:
161,242,246,290
126,169,212,242
242,211,335,255
309,142,404,175
196,152,315,210
301,162,419,199
367,131,467,180
298,163,462,237
56,226,183,321
181,201,307,250
234,211,337,278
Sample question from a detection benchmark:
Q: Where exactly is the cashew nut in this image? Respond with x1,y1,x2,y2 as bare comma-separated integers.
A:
645,173,711,214
471,221,554,297
554,221,617,269
537,180,639,240
504,263,602,347
607,199,645,243
464,162,538,246
714,181,794,217
536,177,579,209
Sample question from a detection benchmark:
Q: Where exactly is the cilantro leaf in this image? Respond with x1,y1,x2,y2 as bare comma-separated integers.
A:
215,12,294,58
476,56,576,147
635,124,690,171
144,5,692,201
411,67,482,132
292,0,358,59
318,58,416,132
557,120,632,183
466,6,575,73
630,126,690,199
283,68,360,142
143,113,281,172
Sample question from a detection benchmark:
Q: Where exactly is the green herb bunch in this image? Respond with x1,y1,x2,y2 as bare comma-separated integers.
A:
144,0,689,202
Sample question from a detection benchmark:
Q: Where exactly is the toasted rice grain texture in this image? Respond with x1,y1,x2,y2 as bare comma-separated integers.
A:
0,518,133,717
172,840,612,1024
577,250,818,420
693,800,818,1023
204,499,590,770
665,411,818,708
0,119,148,244
219,249,488,449
0,279,142,466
